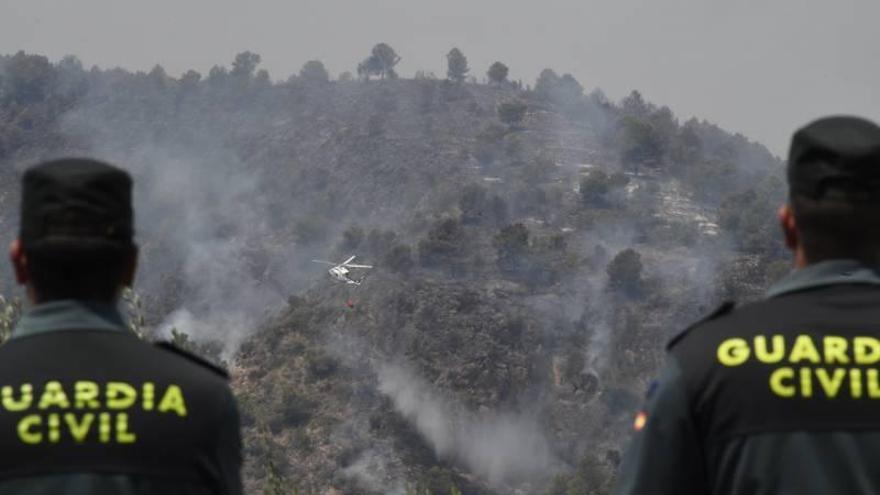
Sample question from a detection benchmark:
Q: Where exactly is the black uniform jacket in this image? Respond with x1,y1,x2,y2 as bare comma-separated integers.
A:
615,260,880,495
0,300,242,495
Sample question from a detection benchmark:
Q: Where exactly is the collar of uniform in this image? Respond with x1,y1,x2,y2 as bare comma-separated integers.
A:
765,259,880,299
10,299,131,340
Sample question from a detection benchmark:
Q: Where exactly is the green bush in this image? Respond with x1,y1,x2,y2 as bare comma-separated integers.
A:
494,223,530,276
606,248,643,294
580,171,629,207
384,244,414,274
306,351,339,380
498,100,527,127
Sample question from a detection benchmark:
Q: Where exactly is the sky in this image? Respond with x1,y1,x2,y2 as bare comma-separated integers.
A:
1,0,877,155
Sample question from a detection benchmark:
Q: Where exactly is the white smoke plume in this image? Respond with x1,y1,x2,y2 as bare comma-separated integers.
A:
377,363,557,487
340,448,407,495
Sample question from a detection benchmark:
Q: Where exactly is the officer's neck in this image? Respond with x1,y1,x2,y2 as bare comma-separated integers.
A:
27,286,120,307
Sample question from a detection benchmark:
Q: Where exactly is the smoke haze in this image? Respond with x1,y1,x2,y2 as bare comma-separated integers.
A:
378,363,556,487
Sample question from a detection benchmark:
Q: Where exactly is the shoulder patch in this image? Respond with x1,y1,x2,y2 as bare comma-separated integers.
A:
154,341,229,379
666,301,736,351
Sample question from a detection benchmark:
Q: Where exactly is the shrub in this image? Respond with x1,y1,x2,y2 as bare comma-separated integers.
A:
498,100,527,127
606,248,643,294
384,244,414,274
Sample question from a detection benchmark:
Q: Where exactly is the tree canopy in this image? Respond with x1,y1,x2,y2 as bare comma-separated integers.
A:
358,43,401,80
231,51,261,78
497,100,527,127
487,62,509,85
535,69,584,106
446,48,469,83
607,248,643,294
299,60,330,84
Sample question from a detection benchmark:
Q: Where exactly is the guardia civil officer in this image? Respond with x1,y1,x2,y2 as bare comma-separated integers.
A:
614,116,880,495
0,158,242,494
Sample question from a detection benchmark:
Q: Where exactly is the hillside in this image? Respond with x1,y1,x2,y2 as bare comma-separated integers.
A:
0,50,788,494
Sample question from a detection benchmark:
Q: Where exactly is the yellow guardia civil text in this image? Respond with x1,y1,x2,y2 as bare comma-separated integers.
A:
1,381,187,445
717,334,880,398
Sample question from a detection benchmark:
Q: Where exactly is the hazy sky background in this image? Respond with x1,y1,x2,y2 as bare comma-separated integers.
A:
1,0,877,155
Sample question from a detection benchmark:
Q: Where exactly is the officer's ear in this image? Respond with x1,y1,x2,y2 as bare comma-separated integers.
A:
121,245,138,288
778,204,799,251
9,239,28,285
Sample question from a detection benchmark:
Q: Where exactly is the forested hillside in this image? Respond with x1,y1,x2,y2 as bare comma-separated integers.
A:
0,46,787,494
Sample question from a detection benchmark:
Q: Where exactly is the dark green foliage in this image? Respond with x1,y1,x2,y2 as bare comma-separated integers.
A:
56,54,83,72
364,229,397,256
621,90,650,117
497,100,527,127
261,460,288,495
54,55,89,102
649,106,678,147
366,114,385,137
270,385,315,430
519,156,556,184
535,69,584,106
340,225,365,252
561,350,596,394
306,351,339,380
606,248,643,294
147,65,169,89
416,78,437,113
651,220,701,248
459,184,489,224
293,217,329,246
489,195,509,226
472,122,508,165
292,428,313,455
446,48,469,83
684,159,738,204
418,218,466,272
179,69,202,88
358,43,401,80
2,51,54,104
494,223,530,276
487,61,509,85
255,69,271,87
207,65,229,85
679,119,702,151
372,43,401,78
527,233,569,288
235,391,259,429
535,69,560,100
557,74,584,102
231,51,262,78
411,466,462,495
478,122,508,143
384,244,414,274
299,60,330,84
459,186,507,228
618,116,665,167
580,170,630,207
545,452,613,495
719,175,787,257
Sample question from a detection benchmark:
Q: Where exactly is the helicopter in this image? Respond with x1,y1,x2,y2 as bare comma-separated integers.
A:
311,255,373,286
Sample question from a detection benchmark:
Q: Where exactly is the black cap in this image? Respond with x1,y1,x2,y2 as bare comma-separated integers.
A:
20,158,134,248
788,116,880,201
